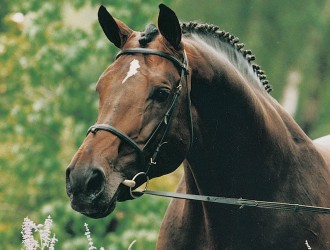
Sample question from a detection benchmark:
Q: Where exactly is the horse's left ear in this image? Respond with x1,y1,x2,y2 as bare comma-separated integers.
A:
158,4,182,50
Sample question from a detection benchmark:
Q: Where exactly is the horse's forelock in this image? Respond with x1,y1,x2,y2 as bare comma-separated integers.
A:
139,24,159,47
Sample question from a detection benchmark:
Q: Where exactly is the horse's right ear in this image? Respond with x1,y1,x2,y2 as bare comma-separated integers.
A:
98,5,133,48
158,4,182,50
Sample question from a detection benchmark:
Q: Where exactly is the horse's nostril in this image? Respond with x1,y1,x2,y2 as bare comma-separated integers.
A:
65,167,72,195
86,169,105,199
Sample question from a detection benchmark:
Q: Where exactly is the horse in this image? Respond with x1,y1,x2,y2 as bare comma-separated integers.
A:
65,4,330,249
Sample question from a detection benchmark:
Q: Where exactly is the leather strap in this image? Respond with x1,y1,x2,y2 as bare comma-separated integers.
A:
117,48,189,74
134,190,330,214
87,48,191,176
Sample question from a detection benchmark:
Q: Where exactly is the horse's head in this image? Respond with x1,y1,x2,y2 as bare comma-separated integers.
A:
65,4,192,218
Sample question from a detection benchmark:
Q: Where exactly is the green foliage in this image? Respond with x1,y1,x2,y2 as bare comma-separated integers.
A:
0,1,172,249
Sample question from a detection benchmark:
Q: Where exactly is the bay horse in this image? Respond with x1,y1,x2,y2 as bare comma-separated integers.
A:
66,4,330,249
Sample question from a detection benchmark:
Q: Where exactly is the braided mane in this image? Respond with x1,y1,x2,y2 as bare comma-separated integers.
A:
139,22,272,93
181,22,272,93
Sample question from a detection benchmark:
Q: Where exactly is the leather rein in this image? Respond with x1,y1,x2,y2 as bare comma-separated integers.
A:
137,190,330,214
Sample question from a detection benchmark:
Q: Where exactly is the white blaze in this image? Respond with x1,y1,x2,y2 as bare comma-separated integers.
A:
122,59,140,84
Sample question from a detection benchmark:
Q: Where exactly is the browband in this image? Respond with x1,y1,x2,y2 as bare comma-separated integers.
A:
116,48,189,74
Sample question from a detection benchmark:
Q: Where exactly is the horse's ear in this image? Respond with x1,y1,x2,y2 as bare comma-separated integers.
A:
98,5,133,48
158,4,182,50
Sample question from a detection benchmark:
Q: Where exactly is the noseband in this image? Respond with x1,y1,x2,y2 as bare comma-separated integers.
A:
87,48,193,192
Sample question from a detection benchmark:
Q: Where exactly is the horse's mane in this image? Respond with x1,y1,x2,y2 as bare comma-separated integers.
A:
139,22,272,93
181,22,271,93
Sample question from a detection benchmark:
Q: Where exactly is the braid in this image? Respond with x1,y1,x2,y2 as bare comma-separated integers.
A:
181,22,272,93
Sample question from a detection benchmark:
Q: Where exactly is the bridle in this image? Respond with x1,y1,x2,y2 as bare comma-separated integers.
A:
84,48,330,214
87,48,193,197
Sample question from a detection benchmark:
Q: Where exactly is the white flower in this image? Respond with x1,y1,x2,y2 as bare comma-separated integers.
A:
21,216,57,250
49,234,58,250
39,215,53,248
84,223,97,250
21,217,39,250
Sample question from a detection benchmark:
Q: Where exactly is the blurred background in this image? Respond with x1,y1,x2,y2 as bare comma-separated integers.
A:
1,0,329,249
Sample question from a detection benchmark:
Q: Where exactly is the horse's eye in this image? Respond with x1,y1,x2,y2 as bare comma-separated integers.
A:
152,88,170,102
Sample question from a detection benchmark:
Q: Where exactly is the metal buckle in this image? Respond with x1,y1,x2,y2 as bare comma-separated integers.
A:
129,172,149,199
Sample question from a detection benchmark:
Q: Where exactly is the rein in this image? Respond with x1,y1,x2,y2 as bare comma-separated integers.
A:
132,187,330,215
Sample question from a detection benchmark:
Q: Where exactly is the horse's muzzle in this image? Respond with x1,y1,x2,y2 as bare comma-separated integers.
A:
65,165,115,218
66,165,105,200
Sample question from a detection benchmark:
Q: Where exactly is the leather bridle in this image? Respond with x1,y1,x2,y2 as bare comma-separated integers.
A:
87,48,193,196
83,49,330,214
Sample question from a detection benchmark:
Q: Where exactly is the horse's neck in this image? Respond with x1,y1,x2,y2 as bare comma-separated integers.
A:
185,42,313,200
158,37,330,250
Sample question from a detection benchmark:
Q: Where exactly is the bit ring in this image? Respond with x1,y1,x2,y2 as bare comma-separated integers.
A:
129,172,149,199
